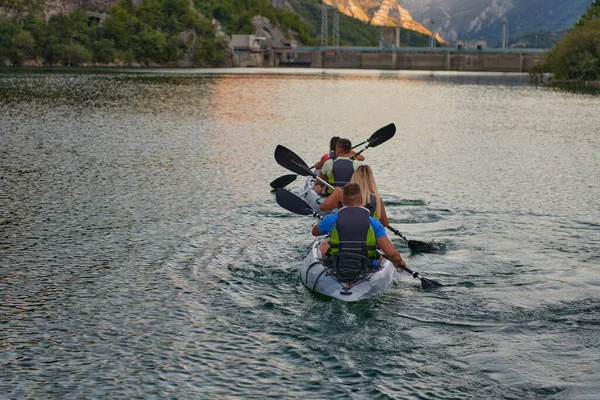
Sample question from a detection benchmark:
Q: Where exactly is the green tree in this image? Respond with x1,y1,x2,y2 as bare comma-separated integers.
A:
0,19,19,61
547,2,600,80
9,30,35,64
92,38,117,63
52,43,91,65
130,24,168,63
102,4,141,48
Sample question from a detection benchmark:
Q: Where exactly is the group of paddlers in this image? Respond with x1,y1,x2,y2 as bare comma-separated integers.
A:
309,136,407,269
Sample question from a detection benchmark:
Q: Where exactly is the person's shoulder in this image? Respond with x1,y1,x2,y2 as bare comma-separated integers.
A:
319,213,338,231
369,217,387,236
322,158,334,169
323,213,338,223
369,216,383,227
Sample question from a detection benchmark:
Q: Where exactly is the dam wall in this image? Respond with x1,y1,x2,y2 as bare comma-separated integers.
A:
267,48,546,73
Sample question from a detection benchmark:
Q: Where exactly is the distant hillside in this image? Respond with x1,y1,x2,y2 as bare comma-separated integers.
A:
319,0,444,43
397,0,594,44
283,0,435,46
507,31,566,50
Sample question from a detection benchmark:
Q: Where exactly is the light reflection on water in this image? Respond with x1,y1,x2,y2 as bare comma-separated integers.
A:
1,68,599,398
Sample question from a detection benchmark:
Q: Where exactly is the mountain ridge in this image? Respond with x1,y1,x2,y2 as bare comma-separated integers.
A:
323,0,444,42
397,0,594,43
317,0,595,45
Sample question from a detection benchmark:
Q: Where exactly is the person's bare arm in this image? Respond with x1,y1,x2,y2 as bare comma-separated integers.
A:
312,223,322,236
314,172,328,192
376,236,406,267
351,151,365,161
320,187,342,211
314,154,327,170
378,200,389,227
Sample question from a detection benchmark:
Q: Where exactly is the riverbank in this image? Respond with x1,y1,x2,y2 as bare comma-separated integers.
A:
548,78,600,88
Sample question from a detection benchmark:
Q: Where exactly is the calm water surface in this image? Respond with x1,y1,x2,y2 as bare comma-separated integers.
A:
1,68,599,399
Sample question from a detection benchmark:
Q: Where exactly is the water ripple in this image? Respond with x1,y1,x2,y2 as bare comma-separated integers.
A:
1,69,599,398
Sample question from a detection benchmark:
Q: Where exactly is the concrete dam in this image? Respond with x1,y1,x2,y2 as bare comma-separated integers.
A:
236,47,546,73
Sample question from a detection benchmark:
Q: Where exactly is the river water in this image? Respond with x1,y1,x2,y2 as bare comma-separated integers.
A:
1,68,599,399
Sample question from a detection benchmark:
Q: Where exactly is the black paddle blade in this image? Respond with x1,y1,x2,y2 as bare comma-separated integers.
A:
399,265,443,290
407,240,445,254
388,225,444,254
367,123,396,148
270,174,297,189
420,277,444,290
275,188,314,216
274,145,314,177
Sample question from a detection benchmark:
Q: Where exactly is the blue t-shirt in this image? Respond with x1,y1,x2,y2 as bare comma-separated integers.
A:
318,213,386,238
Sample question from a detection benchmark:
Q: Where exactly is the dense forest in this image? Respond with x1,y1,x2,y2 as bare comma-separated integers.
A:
0,0,433,66
0,0,230,66
546,0,600,80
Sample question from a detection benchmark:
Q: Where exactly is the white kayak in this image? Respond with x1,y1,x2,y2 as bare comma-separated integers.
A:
300,237,396,302
298,176,336,216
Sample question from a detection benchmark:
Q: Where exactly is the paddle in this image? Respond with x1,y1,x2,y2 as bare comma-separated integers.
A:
276,188,443,290
274,145,336,191
400,265,444,289
387,225,444,254
351,122,396,159
275,187,318,216
381,254,443,290
269,123,396,189
270,174,298,189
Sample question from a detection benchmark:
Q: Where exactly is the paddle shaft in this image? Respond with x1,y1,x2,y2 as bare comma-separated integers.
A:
387,225,409,242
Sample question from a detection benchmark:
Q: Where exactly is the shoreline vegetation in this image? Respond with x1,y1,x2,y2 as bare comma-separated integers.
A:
536,0,600,84
0,1,231,68
547,79,600,88
0,0,313,68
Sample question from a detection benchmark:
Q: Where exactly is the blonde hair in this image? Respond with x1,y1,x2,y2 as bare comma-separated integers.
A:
350,165,382,216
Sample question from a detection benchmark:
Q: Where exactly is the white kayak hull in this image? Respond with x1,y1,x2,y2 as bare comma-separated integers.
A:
298,176,336,216
300,238,396,302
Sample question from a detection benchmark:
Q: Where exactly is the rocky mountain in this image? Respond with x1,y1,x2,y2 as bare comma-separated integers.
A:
323,0,444,42
396,0,594,44
323,0,594,45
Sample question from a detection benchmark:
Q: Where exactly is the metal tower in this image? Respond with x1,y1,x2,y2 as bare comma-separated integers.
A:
501,18,508,49
321,2,328,48
333,9,340,47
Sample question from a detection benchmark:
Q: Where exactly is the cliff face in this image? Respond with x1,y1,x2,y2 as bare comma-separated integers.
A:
40,0,139,19
324,0,444,43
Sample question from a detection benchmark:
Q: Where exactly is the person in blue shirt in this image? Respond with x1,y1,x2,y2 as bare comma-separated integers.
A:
311,183,407,268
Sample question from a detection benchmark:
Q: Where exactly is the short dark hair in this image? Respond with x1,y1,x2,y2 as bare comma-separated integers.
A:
329,136,340,151
337,138,351,153
342,183,362,205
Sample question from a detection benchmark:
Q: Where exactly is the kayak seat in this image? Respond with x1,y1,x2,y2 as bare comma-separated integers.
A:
329,252,375,284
